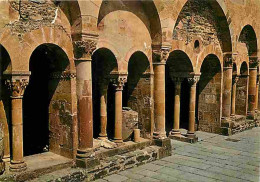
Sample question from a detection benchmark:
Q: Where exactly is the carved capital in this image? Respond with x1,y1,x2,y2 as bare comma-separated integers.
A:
5,79,29,98
249,56,259,68
110,74,127,91
152,45,171,63
49,72,76,80
187,76,200,86
223,53,233,67
172,77,184,85
232,75,239,84
74,35,98,59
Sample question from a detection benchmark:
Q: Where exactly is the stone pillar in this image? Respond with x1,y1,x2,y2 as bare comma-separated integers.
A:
6,76,29,172
222,54,233,118
74,36,97,160
170,77,182,136
247,56,259,119
152,46,170,139
187,75,200,138
231,76,239,116
99,84,108,140
112,75,127,143
255,75,259,112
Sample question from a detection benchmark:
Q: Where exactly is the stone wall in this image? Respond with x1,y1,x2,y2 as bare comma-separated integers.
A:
173,0,221,48
197,56,222,133
49,77,76,159
236,76,248,115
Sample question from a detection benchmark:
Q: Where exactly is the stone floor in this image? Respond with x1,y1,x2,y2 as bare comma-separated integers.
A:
95,127,260,182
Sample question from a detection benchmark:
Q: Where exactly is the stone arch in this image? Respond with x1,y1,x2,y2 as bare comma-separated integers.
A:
0,44,12,159
92,48,119,139
172,0,232,53
197,54,222,133
98,0,162,46
58,1,82,40
23,43,77,158
236,61,249,116
238,24,258,57
196,45,223,74
0,27,75,72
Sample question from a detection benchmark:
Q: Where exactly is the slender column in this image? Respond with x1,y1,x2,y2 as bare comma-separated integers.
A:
112,75,127,143
187,76,200,138
222,60,233,118
231,76,239,116
255,75,259,112
170,77,182,136
74,38,97,158
247,68,257,118
99,84,108,140
152,46,170,139
6,78,29,172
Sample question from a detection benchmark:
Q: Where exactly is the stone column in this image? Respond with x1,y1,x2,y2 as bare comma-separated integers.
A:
112,75,127,143
187,76,200,138
231,76,239,116
6,77,29,172
74,37,97,160
99,83,108,140
222,54,233,118
247,56,259,119
170,77,182,136
255,75,259,112
152,46,170,139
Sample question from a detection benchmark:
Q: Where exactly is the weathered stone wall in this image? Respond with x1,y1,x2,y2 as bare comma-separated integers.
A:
173,0,221,48
49,77,76,159
127,76,152,139
236,76,248,115
198,57,222,133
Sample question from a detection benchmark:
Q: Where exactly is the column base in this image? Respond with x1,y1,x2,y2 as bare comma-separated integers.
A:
169,129,181,137
98,135,108,140
247,111,256,120
76,149,98,168
153,131,166,140
113,139,123,143
9,160,27,172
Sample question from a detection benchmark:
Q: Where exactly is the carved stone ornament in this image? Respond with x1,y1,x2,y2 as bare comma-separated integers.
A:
232,75,239,84
172,77,184,84
49,72,76,80
111,75,127,91
74,39,97,59
5,79,29,98
187,76,200,86
152,45,171,63
249,57,259,68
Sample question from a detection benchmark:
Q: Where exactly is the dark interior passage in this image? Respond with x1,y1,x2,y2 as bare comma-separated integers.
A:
23,44,69,156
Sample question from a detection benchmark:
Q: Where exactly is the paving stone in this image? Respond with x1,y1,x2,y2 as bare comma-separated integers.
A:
138,176,160,182
139,163,163,171
103,174,129,182
118,171,144,180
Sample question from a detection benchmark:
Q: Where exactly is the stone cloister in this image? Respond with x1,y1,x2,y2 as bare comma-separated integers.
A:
0,0,259,181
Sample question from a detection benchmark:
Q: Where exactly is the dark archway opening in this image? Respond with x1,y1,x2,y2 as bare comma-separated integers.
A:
166,50,193,134
197,54,221,133
124,51,150,138
236,62,248,116
92,48,118,139
0,45,11,158
23,44,69,156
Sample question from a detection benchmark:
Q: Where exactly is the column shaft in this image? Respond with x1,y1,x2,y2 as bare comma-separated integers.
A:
248,68,257,118
171,79,181,135
76,60,93,153
188,84,197,135
255,77,259,112
153,62,166,139
222,67,233,118
231,77,238,116
99,88,107,139
114,87,123,142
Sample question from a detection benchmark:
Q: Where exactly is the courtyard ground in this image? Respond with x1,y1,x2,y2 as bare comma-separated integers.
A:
95,127,260,182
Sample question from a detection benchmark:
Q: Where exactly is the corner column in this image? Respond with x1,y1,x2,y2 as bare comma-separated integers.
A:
170,77,182,136
111,74,127,143
152,46,170,139
231,75,239,116
74,36,97,164
247,56,258,119
6,76,29,172
187,75,200,139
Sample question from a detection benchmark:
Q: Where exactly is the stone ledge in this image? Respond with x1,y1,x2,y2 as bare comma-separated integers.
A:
169,134,198,143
